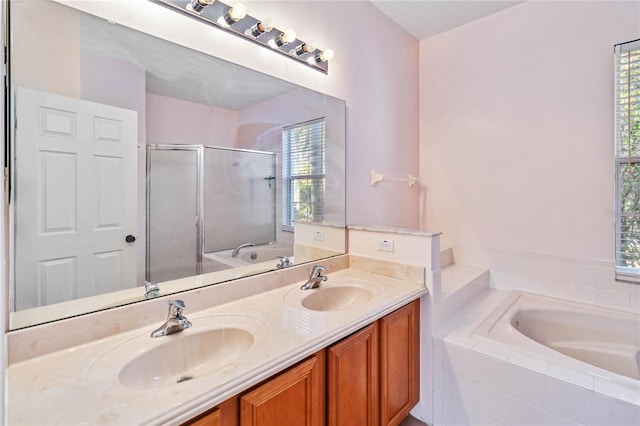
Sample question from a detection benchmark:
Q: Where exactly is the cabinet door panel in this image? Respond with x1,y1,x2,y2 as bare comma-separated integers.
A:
328,322,379,426
380,300,420,426
240,352,325,426
183,396,238,426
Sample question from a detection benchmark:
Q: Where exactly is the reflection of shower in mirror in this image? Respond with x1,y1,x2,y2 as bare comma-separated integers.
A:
147,145,289,284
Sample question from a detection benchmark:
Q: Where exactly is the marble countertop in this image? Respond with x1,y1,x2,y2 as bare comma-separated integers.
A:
7,268,427,425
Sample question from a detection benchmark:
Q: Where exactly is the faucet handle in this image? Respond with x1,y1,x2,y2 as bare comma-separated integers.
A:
168,300,186,317
311,265,328,277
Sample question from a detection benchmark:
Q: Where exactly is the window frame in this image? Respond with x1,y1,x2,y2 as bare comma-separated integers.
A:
614,39,640,283
281,118,326,232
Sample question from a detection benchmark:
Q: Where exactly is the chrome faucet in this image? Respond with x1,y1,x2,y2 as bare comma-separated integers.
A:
232,242,255,257
150,300,192,338
144,280,159,299
300,265,328,290
276,255,292,269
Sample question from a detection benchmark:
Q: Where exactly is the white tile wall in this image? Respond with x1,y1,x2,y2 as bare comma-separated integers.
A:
452,244,640,314
437,339,640,426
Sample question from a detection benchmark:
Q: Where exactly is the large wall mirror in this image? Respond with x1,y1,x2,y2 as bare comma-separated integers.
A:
7,0,346,329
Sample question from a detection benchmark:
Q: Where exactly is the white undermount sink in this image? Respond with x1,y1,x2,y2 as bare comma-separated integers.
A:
87,315,268,389
301,286,373,311
284,277,380,312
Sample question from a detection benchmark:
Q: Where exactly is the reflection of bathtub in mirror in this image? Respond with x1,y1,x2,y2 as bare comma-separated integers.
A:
209,242,293,267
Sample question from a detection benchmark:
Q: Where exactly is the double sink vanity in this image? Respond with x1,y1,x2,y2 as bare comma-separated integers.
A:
7,255,427,425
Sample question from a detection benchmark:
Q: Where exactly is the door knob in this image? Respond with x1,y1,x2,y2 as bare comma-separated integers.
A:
125,235,136,243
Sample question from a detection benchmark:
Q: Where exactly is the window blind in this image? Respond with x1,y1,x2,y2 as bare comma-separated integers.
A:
614,40,640,282
282,118,326,229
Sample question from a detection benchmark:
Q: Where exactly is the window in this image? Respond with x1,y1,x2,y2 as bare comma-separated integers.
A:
614,40,640,283
282,118,326,230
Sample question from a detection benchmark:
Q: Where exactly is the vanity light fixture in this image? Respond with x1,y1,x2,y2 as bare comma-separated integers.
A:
149,0,331,73
245,18,274,38
217,2,246,27
187,0,214,13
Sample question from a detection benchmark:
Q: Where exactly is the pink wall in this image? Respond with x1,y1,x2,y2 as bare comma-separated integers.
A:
146,93,239,146
420,1,640,261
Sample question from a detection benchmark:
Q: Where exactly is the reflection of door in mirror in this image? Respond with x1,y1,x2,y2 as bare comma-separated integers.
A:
14,88,138,310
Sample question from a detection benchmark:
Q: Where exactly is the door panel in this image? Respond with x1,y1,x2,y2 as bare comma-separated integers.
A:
14,88,138,309
327,322,379,426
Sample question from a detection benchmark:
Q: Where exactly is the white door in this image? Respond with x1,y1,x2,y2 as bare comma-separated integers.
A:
14,88,138,310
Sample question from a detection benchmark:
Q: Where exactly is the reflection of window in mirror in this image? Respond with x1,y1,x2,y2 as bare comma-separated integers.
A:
282,118,326,231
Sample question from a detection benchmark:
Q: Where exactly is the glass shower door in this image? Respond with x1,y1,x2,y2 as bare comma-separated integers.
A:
146,145,203,283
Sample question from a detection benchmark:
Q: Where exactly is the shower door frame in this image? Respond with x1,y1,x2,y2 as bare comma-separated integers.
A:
146,144,204,282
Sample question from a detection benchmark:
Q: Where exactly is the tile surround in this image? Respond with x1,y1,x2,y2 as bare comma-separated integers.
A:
451,244,639,313
433,288,640,426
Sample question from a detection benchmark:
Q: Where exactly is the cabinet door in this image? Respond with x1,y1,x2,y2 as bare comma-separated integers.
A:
183,396,238,426
327,322,379,426
379,300,420,426
240,352,325,426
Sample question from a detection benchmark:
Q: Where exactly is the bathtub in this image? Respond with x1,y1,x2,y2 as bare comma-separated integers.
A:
473,291,640,405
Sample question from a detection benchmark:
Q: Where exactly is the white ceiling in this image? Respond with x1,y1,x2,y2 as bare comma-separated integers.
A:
370,0,524,40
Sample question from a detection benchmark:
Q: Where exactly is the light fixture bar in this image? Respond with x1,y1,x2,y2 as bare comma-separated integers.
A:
148,0,331,74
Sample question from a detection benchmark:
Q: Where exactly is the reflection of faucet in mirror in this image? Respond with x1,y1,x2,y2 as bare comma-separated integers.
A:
232,243,256,257
145,281,160,300
150,300,192,338
276,256,292,269
301,265,328,290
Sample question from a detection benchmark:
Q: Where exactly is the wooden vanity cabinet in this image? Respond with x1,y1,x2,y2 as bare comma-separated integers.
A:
327,299,420,426
327,322,379,426
240,351,326,426
184,300,420,426
183,396,238,426
379,300,420,426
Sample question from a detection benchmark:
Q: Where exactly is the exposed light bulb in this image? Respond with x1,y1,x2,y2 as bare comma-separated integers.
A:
260,18,274,32
316,48,334,62
292,40,318,56
272,28,296,48
186,0,215,13
245,18,274,38
228,3,247,21
305,40,318,53
218,2,247,27
283,28,297,43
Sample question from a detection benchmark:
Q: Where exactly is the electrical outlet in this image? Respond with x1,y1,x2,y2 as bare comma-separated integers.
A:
377,239,394,252
314,231,325,241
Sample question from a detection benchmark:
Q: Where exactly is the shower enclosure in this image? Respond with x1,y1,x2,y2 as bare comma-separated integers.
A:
146,144,276,283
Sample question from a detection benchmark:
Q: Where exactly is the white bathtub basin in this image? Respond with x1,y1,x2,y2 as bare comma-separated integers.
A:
474,291,640,383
